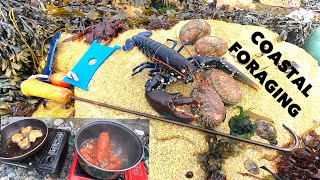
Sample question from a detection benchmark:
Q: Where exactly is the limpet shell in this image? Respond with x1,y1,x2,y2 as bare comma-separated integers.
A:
244,160,260,174
195,36,228,57
179,19,211,43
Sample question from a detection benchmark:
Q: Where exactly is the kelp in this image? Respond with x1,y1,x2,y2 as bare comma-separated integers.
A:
0,0,61,115
0,75,39,116
0,0,62,76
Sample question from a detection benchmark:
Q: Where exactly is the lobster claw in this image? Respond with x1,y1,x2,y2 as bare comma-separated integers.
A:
145,90,200,123
188,56,259,90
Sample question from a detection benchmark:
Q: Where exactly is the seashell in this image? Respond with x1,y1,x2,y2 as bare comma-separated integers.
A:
254,120,277,141
194,36,228,57
205,69,242,105
244,160,260,174
179,19,211,44
191,84,225,127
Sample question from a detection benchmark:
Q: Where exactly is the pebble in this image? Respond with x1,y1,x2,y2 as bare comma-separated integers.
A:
186,171,194,178
27,171,35,176
134,129,145,136
5,168,13,175
60,171,67,178
68,121,74,128
53,119,64,127
7,172,15,178
0,164,6,172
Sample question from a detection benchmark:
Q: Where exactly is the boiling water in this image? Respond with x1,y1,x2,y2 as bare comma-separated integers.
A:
80,137,128,169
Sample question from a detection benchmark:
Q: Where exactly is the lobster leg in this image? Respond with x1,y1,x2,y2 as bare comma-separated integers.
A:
132,62,156,76
145,73,176,92
176,41,192,53
167,39,178,49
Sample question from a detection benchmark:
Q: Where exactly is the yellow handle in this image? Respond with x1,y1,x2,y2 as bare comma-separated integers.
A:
21,79,73,104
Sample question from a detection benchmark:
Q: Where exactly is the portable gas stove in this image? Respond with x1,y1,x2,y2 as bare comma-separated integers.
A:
68,152,148,180
0,128,70,176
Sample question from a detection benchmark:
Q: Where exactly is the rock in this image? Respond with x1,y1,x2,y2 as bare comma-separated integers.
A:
259,0,301,8
134,129,145,136
59,171,67,178
0,164,6,172
53,119,64,127
205,69,242,105
27,171,35,176
69,121,74,128
5,168,13,175
7,172,15,178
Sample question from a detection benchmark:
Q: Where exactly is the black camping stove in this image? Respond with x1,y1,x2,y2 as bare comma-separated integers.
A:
0,128,70,176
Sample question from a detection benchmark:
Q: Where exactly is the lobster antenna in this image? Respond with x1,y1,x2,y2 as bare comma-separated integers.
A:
179,38,202,68
151,57,188,80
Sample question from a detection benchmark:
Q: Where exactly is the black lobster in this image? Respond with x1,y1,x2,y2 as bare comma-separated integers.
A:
122,31,258,123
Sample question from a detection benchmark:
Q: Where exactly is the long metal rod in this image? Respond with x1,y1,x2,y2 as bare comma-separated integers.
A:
70,96,299,152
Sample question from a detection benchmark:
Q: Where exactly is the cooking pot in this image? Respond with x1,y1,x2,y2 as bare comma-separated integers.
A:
75,121,144,179
0,119,48,161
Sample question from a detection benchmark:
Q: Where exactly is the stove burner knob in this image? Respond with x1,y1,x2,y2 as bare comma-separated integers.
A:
46,156,54,163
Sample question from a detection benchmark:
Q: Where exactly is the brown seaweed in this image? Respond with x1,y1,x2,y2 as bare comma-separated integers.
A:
199,135,240,179
62,18,128,45
276,131,320,179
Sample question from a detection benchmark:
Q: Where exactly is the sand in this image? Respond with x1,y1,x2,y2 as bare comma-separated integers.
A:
32,20,319,179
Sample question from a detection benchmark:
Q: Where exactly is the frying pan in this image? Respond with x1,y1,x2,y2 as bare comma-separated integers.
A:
0,119,48,161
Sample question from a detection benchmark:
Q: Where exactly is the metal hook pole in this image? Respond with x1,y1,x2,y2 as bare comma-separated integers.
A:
70,96,299,152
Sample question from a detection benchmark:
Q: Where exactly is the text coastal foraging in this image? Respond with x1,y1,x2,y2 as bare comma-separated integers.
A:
228,32,313,118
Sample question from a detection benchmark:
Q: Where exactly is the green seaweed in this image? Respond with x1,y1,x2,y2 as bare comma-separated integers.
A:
228,106,254,139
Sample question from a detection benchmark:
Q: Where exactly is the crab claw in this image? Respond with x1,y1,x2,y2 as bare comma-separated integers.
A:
145,90,200,123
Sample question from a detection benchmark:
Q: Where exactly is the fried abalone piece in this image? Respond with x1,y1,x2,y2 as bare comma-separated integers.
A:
21,126,32,137
12,133,24,143
28,130,43,143
17,138,31,150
